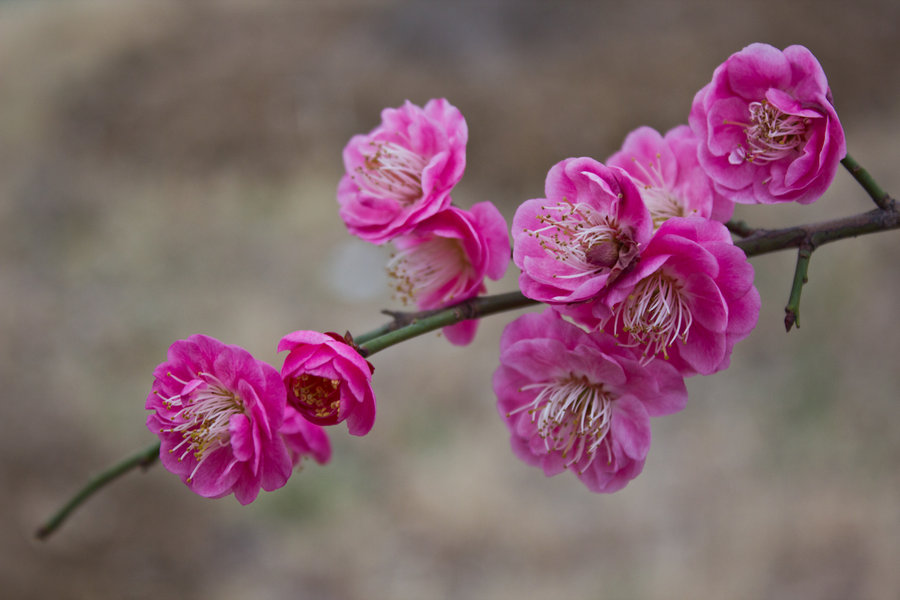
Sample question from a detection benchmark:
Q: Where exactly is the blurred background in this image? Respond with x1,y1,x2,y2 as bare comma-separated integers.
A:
3,1,899,598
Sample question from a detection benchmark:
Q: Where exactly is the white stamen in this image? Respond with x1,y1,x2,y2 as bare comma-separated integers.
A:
161,371,244,481
629,154,688,229
527,198,634,280
614,271,692,361
729,100,810,165
511,375,613,471
387,237,473,305
353,141,428,205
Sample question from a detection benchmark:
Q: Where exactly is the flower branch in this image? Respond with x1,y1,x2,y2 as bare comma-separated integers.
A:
35,43,900,539
35,190,900,541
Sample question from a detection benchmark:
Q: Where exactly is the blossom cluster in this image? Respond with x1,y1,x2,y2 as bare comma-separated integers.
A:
145,43,846,503
337,98,510,345
146,331,375,504
496,42,844,492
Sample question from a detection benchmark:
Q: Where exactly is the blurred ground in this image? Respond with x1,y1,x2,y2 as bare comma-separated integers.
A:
2,1,900,598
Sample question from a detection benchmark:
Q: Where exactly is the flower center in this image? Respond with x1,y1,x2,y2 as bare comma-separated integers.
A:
157,372,244,481
640,186,686,230
355,141,428,205
729,100,810,165
289,373,341,420
614,271,692,360
628,154,689,230
528,199,636,281
387,237,473,305
512,375,613,469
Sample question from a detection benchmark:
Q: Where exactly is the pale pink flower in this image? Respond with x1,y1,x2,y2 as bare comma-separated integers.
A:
387,201,510,345
607,125,734,225
689,43,846,205
512,157,653,321
493,308,687,493
146,334,292,505
281,406,331,468
278,330,376,436
604,217,760,376
338,98,468,244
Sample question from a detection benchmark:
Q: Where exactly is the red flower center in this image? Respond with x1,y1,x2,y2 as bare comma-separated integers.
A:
290,374,341,421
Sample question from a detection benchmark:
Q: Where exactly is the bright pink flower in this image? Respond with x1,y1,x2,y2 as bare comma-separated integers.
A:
689,43,846,205
607,125,734,225
338,98,468,244
512,157,653,320
603,217,760,376
278,330,376,436
493,309,687,493
387,201,510,345
146,334,292,505
281,406,331,468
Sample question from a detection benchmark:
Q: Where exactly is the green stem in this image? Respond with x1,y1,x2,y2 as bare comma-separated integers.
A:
842,154,891,210
36,441,161,540
725,219,757,237
352,322,395,346
784,245,813,331
358,291,538,356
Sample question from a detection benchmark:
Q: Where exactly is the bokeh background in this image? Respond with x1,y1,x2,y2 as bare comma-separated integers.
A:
3,1,900,598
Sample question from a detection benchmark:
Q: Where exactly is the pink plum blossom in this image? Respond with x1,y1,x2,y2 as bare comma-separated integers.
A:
493,308,687,493
689,43,846,205
146,334,293,505
387,201,510,345
512,157,653,321
607,125,734,225
603,217,760,376
278,330,376,436
338,98,468,244
281,406,331,468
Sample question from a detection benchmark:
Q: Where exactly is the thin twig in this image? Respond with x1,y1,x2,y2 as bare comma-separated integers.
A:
784,244,813,331
36,442,161,540
358,292,538,357
842,154,891,210
726,219,757,237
